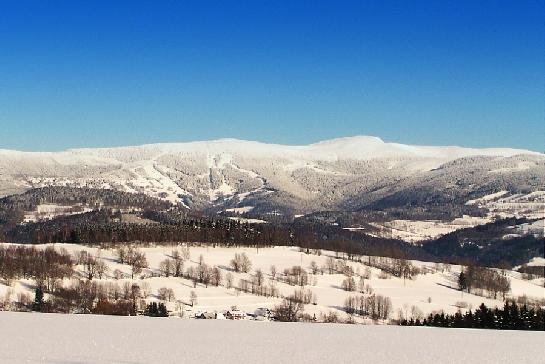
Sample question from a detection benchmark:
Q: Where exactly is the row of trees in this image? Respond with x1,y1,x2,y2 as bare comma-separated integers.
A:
362,256,420,283
3,198,438,268
458,266,510,299
401,301,544,331
0,186,171,220
2,188,541,270
33,279,144,315
279,266,310,287
0,245,73,291
13,278,200,316
144,302,169,317
229,253,252,273
344,294,393,320
156,247,190,277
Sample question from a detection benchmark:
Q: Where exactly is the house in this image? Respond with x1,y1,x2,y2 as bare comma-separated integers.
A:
196,312,216,319
195,311,226,319
254,307,272,318
225,309,246,320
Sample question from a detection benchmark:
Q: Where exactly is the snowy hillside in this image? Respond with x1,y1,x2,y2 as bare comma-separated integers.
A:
1,244,543,320
1,136,544,222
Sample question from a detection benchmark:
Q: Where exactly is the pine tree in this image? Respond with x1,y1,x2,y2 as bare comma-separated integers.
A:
144,302,158,317
32,287,44,312
144,302,168,317
458,271,467,292
157,303,168,317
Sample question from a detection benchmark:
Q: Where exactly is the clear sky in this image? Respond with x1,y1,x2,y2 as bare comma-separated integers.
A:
0,1,543,152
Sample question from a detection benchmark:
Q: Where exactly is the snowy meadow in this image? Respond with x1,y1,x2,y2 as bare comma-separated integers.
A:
1,311,544,364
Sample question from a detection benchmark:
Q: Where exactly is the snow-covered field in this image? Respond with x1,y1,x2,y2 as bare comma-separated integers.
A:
0,311,543,364
1,244,543,319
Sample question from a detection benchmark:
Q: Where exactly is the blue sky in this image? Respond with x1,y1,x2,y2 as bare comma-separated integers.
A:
0,1,543,152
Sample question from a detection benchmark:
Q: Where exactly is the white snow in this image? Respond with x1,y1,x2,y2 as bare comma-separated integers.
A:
2,136,541,170
225,206,255,214
524,257,545,267
0,311,543,364
228,216,267,224
209,181,235,202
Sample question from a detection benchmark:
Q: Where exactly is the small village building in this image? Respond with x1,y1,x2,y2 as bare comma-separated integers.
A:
225,309,246,320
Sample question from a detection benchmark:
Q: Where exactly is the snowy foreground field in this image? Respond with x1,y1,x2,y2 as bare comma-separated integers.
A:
1,311,544,364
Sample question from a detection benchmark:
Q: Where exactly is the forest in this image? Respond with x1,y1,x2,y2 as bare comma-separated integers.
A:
401,301,544,331
0,187,543,270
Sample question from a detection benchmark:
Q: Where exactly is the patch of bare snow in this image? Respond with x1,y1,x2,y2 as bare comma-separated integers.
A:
225,206,255,214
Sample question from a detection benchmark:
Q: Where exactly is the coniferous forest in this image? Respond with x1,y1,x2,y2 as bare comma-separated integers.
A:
1,187,543,269
401,301,544,331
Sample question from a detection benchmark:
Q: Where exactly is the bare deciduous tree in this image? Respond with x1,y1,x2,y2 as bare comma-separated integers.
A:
210,266,222,286
273,297,304,322
159,259,172,277
225,272,234,289
230,253,252,273
270,265,277,280
127,250,148,279
254,269,264,287
189,291,197,307
157,287,175,302
342,276,356,291
309,261,319,275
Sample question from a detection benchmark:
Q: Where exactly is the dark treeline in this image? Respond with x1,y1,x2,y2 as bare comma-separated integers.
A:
291,211,544,269
517,264,545,279
0,245,146,316
144,302,168,317
0,186,173,211
1,188,541,269
3,206,540,269
0,186,173,227
3,209,289,247
422,218,544,268
364,185,487,220
2,207,434,263
458,266,510,299
0,245,73,291
401,301,544,331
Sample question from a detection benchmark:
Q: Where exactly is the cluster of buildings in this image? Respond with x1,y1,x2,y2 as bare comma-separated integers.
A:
193,306,272,321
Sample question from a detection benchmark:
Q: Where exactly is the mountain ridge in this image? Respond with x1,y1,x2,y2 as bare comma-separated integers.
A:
1,136,544,219
2,135,542,155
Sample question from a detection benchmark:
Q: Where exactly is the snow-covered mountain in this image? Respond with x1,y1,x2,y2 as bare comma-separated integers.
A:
1,136,544,217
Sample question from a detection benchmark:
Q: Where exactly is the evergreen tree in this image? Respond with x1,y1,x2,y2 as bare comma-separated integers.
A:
402,301,544,331
157,303,168,317
144,302,168,317
458,271,467,291
32,287,44,312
